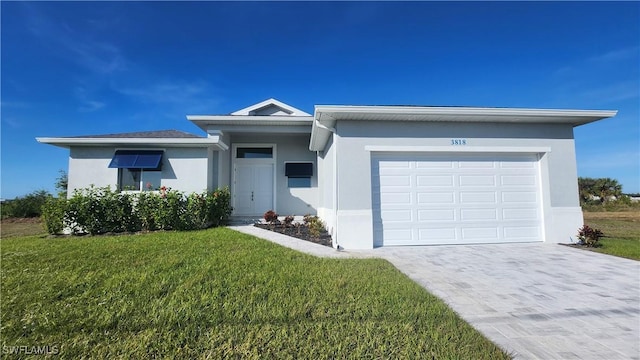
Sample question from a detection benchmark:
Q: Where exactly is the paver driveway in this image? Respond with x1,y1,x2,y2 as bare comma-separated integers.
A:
374,244,640,360
233,226,640,359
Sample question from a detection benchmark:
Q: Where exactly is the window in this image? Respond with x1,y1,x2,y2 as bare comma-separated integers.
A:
119,169,141,191
109,150,163,191
285,162,313,188
237,147,273,159
288,177,311,188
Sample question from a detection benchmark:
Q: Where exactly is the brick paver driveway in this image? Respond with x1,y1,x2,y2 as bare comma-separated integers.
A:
374,243,640,359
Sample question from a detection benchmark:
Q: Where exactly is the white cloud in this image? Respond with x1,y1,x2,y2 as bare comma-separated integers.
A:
114,79,223,115
587,46,640,64
577,80,639,104
23,2,128,75
78,100,106,113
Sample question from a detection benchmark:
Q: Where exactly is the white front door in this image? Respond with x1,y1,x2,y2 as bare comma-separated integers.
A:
233,163,274,215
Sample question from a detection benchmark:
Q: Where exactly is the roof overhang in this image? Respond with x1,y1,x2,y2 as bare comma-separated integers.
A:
187,115,313,134
35,137,229,150
309,105,617,151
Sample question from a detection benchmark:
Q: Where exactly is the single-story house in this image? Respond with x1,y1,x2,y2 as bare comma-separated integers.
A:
37,98,616,249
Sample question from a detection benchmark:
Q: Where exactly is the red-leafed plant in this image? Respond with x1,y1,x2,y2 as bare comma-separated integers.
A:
264,210,278,230
577,225,604,247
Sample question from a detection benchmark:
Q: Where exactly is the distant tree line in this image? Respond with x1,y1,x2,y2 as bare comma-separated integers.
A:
1,170,67,219
578,177,638,210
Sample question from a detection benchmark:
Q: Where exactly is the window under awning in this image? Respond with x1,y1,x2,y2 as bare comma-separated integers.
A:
108,150,163,169
285,162,313,177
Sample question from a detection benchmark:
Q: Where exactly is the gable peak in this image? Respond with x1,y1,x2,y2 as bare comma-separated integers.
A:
231,98,311,116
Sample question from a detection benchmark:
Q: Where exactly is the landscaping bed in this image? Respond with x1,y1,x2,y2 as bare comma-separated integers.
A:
254,222,333,247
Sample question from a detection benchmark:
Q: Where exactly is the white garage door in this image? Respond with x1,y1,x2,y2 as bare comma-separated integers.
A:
372,153,543,246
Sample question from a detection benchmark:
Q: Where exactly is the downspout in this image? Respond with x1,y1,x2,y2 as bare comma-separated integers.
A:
314,118,339,249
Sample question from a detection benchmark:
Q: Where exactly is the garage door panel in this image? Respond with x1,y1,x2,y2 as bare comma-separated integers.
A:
372,153,543,246
417,175,454,186
418,209,456,221
383,228,412,242
504,226,541,240
379,175,411,186
503,208,539,220
501,175,536,186
460,191,497,204
500,160,536,169
459,161,496,169
461,208,498,220
380,192,411,204
418,228,456,241
462,227,499,240
460,175,495,186
416,161,454,169
502,191,538,203
379,161,411,169
381,209,412,222
418,192,455,204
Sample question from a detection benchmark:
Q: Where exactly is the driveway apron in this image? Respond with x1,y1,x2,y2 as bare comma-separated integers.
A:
373,244,640,359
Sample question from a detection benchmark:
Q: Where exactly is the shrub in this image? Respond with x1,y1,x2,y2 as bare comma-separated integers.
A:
264,210,278,224
577,225,604,247
208,187,232,227
303,214,316,226
41,196,66,234
41,186,232,235
283,215,294,228
307,217,325,240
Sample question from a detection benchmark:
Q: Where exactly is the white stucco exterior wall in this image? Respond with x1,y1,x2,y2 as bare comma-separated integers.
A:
327,121,583,249
68,146,212,195
162,148,210,193
68,147,116,195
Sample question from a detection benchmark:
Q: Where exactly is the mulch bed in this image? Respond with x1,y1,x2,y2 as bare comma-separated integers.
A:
254,223,333,247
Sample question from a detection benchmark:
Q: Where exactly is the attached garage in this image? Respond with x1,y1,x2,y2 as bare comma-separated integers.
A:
310,104,617,249
372,153,543,246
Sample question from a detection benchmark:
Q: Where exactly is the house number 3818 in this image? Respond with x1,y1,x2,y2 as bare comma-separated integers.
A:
451,139,467,145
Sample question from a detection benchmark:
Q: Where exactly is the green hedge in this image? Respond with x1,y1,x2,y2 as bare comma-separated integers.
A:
41,186,232,235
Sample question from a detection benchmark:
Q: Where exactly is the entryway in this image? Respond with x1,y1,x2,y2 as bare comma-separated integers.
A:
232,145,275,216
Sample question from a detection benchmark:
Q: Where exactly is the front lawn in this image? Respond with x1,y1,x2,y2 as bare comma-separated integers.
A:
1,228,509,359
582,211,640,260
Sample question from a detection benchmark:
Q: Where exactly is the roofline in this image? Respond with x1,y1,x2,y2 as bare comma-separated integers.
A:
314,105,617,121
36,137,229,150
187,115,313,123
309,105,618,151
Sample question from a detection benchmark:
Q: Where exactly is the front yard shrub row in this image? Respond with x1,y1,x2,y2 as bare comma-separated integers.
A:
41,186,232,235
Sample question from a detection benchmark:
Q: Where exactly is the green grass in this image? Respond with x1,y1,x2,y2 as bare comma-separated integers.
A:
583,211,640,260
1,228,509,359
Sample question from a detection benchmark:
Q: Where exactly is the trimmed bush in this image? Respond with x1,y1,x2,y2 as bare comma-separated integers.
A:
41,186,232,235
41,196,66,235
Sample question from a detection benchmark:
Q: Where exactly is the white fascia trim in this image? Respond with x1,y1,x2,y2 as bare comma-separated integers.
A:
187,115,313,123
315,105,617,120
364,145,552,153
36,137,229,150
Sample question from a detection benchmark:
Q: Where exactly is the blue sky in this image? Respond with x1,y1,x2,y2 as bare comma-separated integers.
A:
1,1,638,199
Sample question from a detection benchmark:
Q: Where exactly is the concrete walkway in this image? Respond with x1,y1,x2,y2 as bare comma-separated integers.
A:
230,225,640,359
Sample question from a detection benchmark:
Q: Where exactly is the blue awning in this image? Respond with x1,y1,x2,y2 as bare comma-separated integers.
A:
108,150,163,169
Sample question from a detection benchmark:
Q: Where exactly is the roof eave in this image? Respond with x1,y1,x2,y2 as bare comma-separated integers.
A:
309,105,618,151
36,137,229,150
